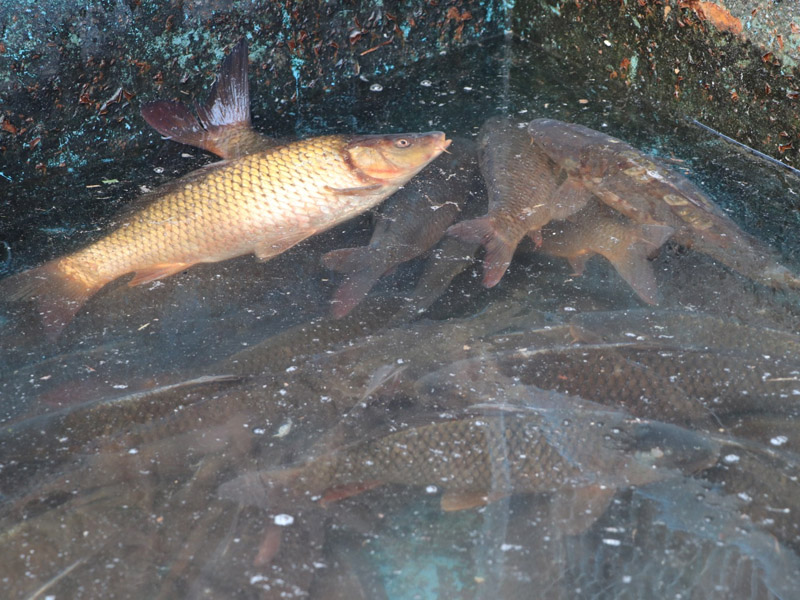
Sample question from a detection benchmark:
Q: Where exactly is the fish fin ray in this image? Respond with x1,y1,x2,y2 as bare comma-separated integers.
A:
440,490,509,511
128,263,194,286
0,260,99,339
254,232,311,261
567,254,589,276
598,224,673,305
321,247,369,273
319,480,383,506
324,183,383,196
140,100,221,154
447,217,517,288
329,268,387,318
548,485,615,535
195,39,251,133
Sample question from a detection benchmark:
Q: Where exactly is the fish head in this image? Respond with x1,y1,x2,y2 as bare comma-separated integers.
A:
346,132,451,185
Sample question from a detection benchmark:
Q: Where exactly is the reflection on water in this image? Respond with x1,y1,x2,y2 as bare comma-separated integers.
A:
2,34,800,599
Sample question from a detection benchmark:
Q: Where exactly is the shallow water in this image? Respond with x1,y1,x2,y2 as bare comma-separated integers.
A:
2,34,800,599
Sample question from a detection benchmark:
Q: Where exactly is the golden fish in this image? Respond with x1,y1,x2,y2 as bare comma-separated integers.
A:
540,203,674,304
220,404,719,512
322,138,482,318
447,116,593,287
141,39,276,160
1,131,450,333
528,118,800,289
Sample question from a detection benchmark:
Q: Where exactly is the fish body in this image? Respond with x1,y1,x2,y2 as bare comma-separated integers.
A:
528,118,800,288
447,117,593,287
239,406,718,511
2,132,450,332
540,203,674,304
141,39,276,160
322,138,482,317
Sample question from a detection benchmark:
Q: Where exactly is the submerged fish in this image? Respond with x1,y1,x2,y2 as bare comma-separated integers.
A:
1,132,450,333
322,138,482,318
528,118,800,289
447,116,593,287
220,404,718,512
540,203,674,304
141,39,275,160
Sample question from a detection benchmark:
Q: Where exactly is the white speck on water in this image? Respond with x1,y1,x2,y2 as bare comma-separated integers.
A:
320,395,331,403
274,420,292,438
622,575,632,584
463,86,473,91
738,492,753,503
603,39,612,47
420,79,432,87
602,538,621,547
112,384,128,389
723,454,740,464
312,561,326,569
563,306,577,312
425,485,438,494
274,514,294,526
128,448,138,455
370,83,383,92
278,389,287,396
253,428,266,435
153,166,165,174
250,575,267,584
285,366,297,373
501,543,523,552
771,435,788,446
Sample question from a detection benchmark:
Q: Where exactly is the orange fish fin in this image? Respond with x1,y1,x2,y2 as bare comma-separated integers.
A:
599,224,673,305
128,263,193,286
254,232,311,261
253,525,283,567
0,260,100,339
324,183,383,196
319,480,383,506
447,217,517,288
440,489,510,512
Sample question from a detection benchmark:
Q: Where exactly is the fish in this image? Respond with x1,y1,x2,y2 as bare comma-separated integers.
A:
322,138,483,317
539,203,674,304
527,118,800,289
447,116,594,287
141,39,276,160
0,131,451,334
219,402,719,512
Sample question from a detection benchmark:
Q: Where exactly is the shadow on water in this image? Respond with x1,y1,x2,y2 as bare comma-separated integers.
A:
2,30,800,599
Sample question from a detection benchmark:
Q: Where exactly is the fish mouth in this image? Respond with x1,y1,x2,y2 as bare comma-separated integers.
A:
437,135,453,155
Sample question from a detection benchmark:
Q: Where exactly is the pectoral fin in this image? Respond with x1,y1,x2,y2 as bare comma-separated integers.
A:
128,262,194,286
549,177,592,218
567,254,590,276
440,489,511,511
254,232,313,261
319,481,383,507
324,183,383,196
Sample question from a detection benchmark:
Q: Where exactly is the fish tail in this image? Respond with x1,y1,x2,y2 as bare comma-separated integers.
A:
321,246,372,274
141,39,253,159
0,259,100,338
329,268,387,318
447,217,517,288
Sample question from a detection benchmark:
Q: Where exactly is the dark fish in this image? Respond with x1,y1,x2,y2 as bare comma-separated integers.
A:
447,117,593,287
528,118,800,289
220,403,719,512
322,138,483,318
141,39,276,159
540,203,673,304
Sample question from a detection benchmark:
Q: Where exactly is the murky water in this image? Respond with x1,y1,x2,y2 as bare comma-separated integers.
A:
2,34,800,599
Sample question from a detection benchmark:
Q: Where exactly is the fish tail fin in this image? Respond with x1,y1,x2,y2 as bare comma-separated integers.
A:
601,224,673,305
141,39,256,159
0,259,100,338
447,217,517,288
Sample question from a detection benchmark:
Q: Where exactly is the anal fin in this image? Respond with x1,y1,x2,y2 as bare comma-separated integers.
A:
128,263,194,286
254,232,313,261
319,480,383,507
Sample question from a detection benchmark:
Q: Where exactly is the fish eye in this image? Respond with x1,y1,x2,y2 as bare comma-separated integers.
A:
395,138,410,148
